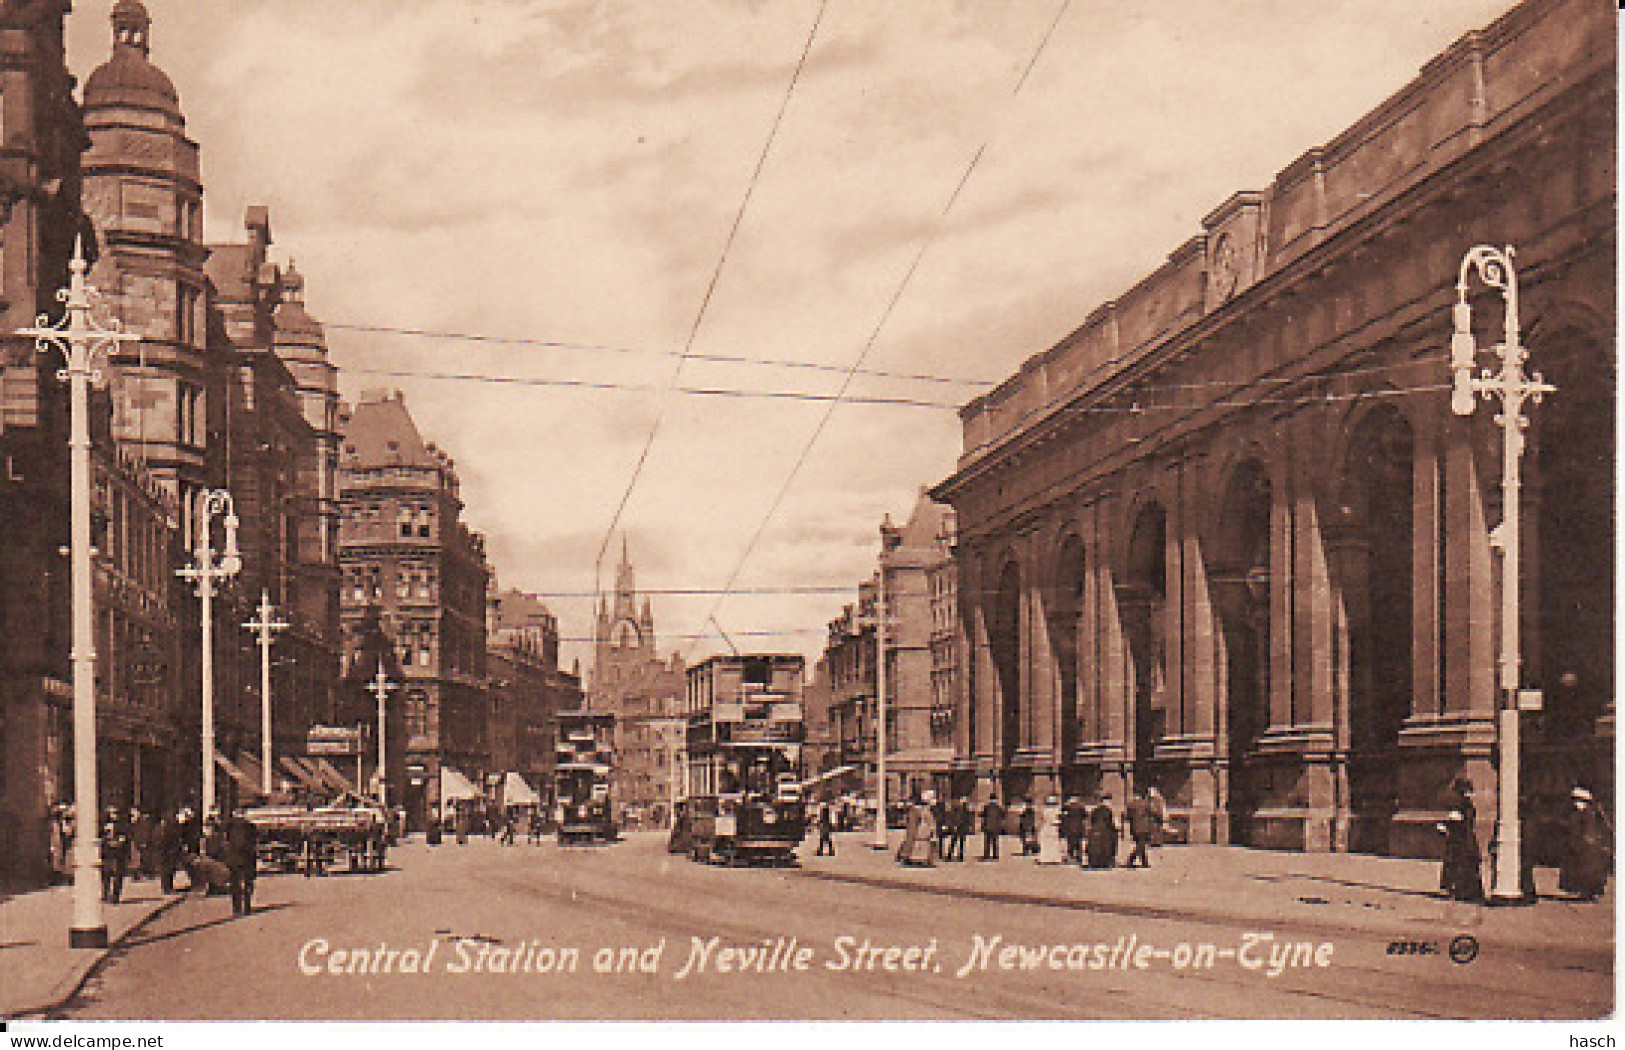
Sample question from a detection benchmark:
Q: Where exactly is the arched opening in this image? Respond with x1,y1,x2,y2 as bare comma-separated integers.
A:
1211,460,1273,846
1528,321,1614,833
1121,503,1169,782
1048,537,1086,781
1338,405,1415,855
990,561,1023,772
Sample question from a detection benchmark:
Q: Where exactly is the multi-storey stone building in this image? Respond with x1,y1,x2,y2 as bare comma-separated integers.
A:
0,0,99,884
818,495,958,805
206,213,339,771
338,390,490,828
932,0,1613,856
487,586,584,805
79,1,341,811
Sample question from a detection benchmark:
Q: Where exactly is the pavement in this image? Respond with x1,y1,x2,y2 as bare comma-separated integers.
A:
790,830,1612,957
0,877,183,1019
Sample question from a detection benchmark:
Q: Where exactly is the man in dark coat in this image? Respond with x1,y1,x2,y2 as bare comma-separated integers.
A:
814,802,836,857
933,795,951,859
99,809,130,903
1018,799,1039,856
1559,787,1611,901
979,795,1004,861
1086,795,1118,869
1124,789,1158,868
223,808,260,915
945,797,970,862
1060,797,1087,864
155,811,184,893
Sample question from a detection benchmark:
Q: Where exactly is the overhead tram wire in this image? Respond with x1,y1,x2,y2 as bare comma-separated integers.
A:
342,366,962,409
325,321,993,390
591,0,831,603
685,0,1075,662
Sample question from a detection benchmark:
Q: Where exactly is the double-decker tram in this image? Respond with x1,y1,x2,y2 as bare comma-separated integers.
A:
676,654,807,866
554,710,618,844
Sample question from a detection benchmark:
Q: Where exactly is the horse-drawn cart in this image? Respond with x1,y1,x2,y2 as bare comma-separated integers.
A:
246,803,389,874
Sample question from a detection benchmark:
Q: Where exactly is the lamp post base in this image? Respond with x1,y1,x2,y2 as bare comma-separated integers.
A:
69,926,109,949
1485,892,1535,908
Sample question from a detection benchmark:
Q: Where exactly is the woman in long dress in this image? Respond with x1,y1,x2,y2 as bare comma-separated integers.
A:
897,792,939,867
1559,787,1612,901
1037,796,1065,864
1438,807,1482,902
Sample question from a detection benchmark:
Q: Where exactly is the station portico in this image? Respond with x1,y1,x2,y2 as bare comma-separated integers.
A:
932,0,1613,856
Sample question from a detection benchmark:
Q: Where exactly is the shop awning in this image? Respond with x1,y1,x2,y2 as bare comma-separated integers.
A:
881,747,955,773
280,756,323,790
312,758,356,795
799,764,858,790
502,772,541,807
441,766,481,803
214,751,259,795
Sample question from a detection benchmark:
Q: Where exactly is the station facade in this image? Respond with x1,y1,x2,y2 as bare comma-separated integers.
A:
932,0,1613,855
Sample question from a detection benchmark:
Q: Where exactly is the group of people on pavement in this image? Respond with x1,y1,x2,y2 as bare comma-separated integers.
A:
1438,779,1613,904
53,803,264,917
807,785,1172,871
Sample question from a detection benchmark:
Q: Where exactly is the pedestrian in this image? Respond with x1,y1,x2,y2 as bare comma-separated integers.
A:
933,794,951,860
897,792,938,867
455,806,470,845
130,808,153,880
155,810,183,893
527,809,544,845
1559,787,1612,901
302,829,327,877
223,807,259,916
1124,788,1157,868
99,808,130,903
1060,796,1086,864
499,810,516,846
815,802,836,857
1018,798,1039,856
945,797,969,862
1146,786,1168,845
1037,795,1065,864
1086,794,1118,869
1437,778,1482,902
979,794,1004,861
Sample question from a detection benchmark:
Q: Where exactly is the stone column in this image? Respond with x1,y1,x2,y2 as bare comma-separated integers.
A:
1291,422,1337,851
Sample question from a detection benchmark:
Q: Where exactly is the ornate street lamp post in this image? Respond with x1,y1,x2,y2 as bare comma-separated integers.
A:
367,662,397,807
244,591,288,798
178,489,241,821
1449,244,1554,905
20,240,140,948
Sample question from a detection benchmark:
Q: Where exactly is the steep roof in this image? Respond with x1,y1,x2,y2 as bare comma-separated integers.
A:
895,488,952,550
339,391,437,469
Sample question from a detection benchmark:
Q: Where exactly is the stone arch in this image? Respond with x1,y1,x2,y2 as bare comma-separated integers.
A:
1120,501,1170,775
1524,303,1613,808
1209,456,1274,845
1046,531,1087,770
1332,400,1417,854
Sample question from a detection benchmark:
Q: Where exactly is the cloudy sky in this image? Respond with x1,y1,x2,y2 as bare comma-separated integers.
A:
67,0,1516,673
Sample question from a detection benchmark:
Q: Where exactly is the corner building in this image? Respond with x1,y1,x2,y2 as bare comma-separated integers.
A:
933,0,1613,856
338,390,490,827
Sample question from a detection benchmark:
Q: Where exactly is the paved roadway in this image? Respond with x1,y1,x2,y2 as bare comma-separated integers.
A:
63,833,1610,1021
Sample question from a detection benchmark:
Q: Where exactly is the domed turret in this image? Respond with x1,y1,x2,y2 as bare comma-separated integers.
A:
273,261,327,346
84,0,180,116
